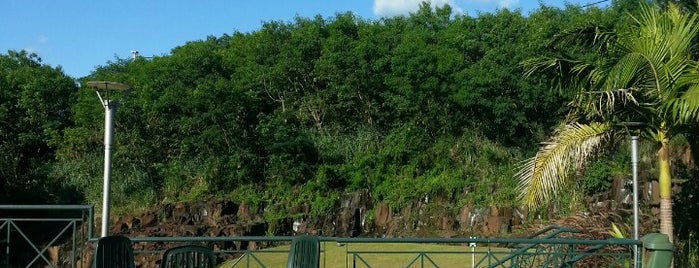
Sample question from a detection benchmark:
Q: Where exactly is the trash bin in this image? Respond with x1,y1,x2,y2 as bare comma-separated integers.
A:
641,233,673,268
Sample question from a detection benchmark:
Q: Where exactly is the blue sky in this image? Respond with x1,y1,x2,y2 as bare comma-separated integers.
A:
2,0,608,79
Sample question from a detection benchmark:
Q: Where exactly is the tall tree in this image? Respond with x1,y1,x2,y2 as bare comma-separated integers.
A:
516,3,699,242
0,50,77,203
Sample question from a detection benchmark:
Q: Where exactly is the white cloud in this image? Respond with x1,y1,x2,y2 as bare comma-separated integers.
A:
497,0,519,9
38,35,48,44
373,0,463,17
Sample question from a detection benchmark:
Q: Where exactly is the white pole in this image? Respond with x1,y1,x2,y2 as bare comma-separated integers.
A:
88,81,130,238
101,99,117,237
470,236,476,268
631,135,639,268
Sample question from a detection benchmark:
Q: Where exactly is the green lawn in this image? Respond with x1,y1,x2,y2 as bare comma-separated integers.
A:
218,242,511,268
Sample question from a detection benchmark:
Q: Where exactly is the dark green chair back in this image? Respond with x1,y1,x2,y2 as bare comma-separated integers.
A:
286,235,320,268
159,245,216,268
94,236,135,268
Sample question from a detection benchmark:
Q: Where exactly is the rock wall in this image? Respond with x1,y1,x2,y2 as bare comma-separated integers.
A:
63,173,673,267
70,200,268,268
282,175,668,239
106,177,667,240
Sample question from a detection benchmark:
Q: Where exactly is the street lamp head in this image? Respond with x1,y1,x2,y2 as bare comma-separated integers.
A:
86,81,131,91
618,121,644,137
86,81,132,106
619,121,644,130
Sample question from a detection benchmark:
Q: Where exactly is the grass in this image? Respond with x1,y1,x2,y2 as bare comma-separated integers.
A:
218,242,511,268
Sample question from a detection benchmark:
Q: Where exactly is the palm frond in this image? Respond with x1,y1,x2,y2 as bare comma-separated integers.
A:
517,2,699,210
521,56,559,79
603,53,648,90
521,56,597,96
573,88,639,119
548,22,617,54
665,84,699,125
521,57,581,79
621,3,699,96
516,122,611,208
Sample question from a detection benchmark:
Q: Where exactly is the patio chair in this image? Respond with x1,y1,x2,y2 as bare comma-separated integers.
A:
93,235,135,268
159,245,216,268
286,235,320,268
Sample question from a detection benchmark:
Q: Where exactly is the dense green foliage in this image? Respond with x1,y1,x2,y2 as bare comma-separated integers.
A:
0,3,611,212
0,51,78,203
50,3,589,214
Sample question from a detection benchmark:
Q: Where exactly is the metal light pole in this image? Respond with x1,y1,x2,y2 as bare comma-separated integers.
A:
86,81,131,237
631,135,639,238
631,134,640,268
621,121,642,268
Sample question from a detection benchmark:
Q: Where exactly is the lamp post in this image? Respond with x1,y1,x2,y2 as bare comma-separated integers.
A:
620,121,642,268
86,81,131,237
631,135,639,240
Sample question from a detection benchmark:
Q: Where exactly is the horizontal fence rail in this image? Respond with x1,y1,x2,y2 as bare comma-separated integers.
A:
89,236,312,268
84,236,640,268
335,237,639,268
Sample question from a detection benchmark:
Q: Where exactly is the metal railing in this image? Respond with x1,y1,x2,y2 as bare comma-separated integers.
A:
85,235,638,268
85,235,637,268
0,205,642,268
337,237,638,268
0,205,93,268
119,236,303,268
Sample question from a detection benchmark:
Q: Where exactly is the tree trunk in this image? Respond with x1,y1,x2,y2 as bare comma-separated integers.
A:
658,137,674,242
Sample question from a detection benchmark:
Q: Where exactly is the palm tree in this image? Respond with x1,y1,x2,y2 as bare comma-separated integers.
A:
516,3,699,243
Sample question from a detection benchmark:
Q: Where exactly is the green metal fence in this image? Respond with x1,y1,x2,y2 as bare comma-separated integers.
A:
0,205,642,268
337,237,638,268
124,236,301,268
0,205,93,268
84,235,637,268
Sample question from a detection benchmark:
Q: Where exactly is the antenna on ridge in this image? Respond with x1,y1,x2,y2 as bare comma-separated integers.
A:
130,50,153,61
